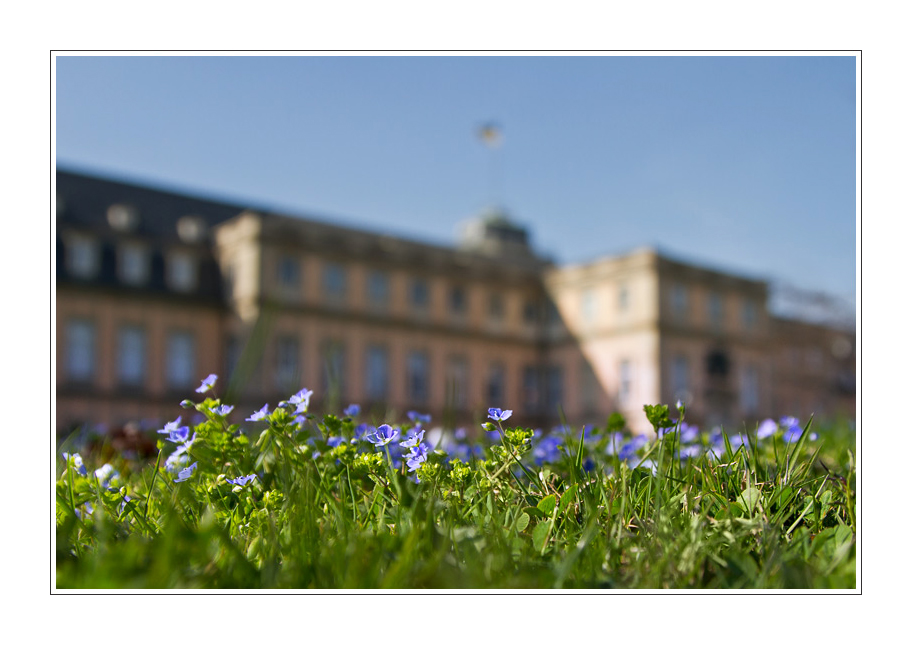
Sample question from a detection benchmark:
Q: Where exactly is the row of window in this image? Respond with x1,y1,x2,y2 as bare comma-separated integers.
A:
64,235,199,291
668,284,760,331
65,321,198,387
277,255,546,327
64,320,622,414
669,354,760,414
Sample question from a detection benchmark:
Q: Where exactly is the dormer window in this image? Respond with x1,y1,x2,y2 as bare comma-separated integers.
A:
67,234,99,279
119,243,149,285
107,204,140,232
168,251,197,292
177,215,207,243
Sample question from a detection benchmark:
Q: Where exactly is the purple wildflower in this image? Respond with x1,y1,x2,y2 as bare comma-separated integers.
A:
213,404,234,417
757,418,777,439
487,408,513,422
407,411,432,426
62,452,87,477
344,404,361,417
196,374,218,393
174,462,198,483
226,474,257,486
406,443,430,472
247,404,269,422
367,424,399,447
618,435,648,461
400,428,425,449
288,388,313,414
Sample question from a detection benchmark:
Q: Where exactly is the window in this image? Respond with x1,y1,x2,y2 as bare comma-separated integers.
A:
322,262,347,302
119,244,149,285
410,278,430,311
807,347,824,371
67,235,99,278
522,299,539,327
671,284,688,320
488,293,504,324
487,362,506,409
166,331,195,388
522,366,541,413
708,292,724,329
277,256,300,289
275,336,300,390
445,355,468,410
618,283,629,312
545,300,561,329
365,345,389,400
671,355,689,401
545,365,563,413
321,341,346,399
168,252,197,292
581,288,596,324
740,364,759,414
117,326,146,386
407,351,430,403
618,360,633,407
225,336,241,381
66,320,95,381
449,286,467,317
580,362,598,412
367,270,390,310
742,300,758,330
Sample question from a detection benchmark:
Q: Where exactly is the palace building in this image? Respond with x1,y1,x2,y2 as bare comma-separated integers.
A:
55,169,855,436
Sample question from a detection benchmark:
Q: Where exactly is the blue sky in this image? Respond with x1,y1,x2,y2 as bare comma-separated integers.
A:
55,54,857,314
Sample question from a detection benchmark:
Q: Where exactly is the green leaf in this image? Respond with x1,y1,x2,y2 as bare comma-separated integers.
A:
532,521,550,552
516,512,530,532
559,484,578,515
643,404,671,432
523,506,546,519
537,494,557,515
607,412,626,433
738,487,762,512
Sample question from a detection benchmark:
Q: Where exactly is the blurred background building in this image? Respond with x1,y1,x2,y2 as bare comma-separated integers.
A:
55,168,856,436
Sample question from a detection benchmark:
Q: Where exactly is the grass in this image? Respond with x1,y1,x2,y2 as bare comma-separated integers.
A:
55,390,856,589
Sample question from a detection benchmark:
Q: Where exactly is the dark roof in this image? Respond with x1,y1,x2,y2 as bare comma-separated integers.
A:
56,168,247,240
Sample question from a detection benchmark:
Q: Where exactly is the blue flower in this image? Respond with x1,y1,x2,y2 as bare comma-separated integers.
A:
344,404,361,417
487,408,513,422
756,418,777,439
165,451,190,474
677,444,703,461
400,428,425,449
327,436,346,448
406,443,430,472
213,404,234,417
226,474,257,486
679,423,699,443
157,416,183,435
407,411,431,426
174,462,198,483
94,463,120,489
75,502,94,519
287,388,313,414
196,374,218,393
247,404,269,422
367,424,399,447
165,425,191,443
618,435,648,461
62,452,87,477
533,435,563,465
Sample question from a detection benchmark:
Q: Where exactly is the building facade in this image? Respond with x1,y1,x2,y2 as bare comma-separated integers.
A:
55,169,856,436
